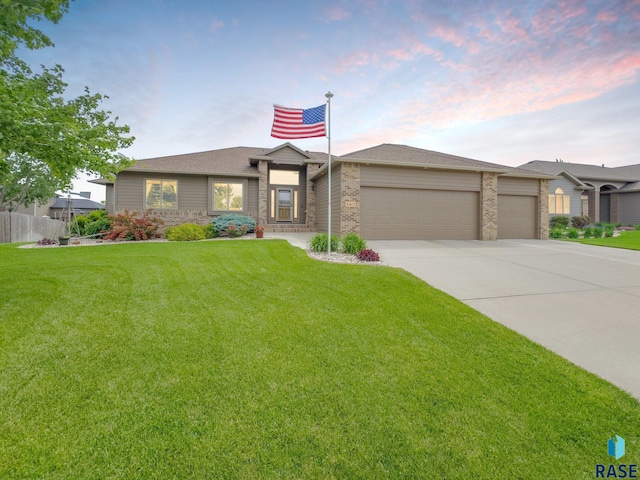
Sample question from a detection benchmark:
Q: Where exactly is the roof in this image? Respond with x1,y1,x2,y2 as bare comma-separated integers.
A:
50,196,105,210
521,160,640,182
341,144,511,171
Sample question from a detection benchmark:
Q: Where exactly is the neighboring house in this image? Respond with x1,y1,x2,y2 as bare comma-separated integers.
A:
520,161,640,224
13,192,105,220
96,142,555,240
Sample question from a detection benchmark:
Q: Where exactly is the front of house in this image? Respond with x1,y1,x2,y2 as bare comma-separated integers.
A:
99,143,555,240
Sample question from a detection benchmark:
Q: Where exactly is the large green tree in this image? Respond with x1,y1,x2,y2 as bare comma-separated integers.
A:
0,0,134,211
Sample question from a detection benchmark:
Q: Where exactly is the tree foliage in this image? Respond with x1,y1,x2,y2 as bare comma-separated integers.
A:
0,0,135,211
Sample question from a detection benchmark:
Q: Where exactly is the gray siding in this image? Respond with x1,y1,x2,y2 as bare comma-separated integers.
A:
619,192,640,225
115,171,258,216
360,166,481,191
498,177,539,196
314,164,341,234
267,145,309,163
106,184,115,213
546,178,582,217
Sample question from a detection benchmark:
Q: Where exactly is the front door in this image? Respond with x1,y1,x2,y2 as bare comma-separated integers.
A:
277,188,292,222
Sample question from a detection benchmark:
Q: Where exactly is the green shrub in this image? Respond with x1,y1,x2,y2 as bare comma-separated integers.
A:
309,233,339,252
103,210,164,241
225,224,247,238
211,214,255,235
167,223,206,241
593,227,603,238
341,232,367,254
604,224,615,238
567,228,580,239
549,227,565,239
204,224,219,238
583,227,593,238
635,225,640,231
549,216,570,228
571,215,592,229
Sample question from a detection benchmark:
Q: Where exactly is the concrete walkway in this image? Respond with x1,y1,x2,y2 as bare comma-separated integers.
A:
366,239,640,400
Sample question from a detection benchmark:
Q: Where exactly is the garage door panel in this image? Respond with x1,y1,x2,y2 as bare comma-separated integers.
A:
498,195,537,239
361,187,479,240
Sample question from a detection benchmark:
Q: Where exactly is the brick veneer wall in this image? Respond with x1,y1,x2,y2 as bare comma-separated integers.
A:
305,163,320,228
119,209,211,229
339,162,361,235
258,160,268,226
538,179,549,240
481,172,498,241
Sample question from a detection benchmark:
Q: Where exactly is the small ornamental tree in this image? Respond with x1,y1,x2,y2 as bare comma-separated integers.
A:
103,210,163,241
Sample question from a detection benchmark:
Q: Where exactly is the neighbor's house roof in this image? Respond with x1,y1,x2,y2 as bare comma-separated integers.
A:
521,160,640,183
49,196,104,211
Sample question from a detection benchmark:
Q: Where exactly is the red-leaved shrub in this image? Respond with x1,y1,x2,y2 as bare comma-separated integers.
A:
356,249,380,262
103,210,164,241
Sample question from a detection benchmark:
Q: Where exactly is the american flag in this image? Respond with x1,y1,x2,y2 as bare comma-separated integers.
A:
271,104,326,139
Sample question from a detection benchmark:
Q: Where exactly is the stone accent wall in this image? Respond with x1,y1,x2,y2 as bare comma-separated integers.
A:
480,172,498,241
258,160,268,226
538,179,549,240
610,193,619,224
119,209,212,229
305,163,319,228
339,162,361,235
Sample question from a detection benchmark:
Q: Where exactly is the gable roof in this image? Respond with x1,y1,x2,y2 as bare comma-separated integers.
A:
521,160,640,182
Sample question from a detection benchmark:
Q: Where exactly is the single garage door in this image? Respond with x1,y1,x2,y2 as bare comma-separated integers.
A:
498,195,537,239
360,187,479,240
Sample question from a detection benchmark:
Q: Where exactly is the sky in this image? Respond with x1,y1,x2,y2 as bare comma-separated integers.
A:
19,0,640,202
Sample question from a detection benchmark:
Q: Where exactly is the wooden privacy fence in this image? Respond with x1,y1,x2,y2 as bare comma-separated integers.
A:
0,212,66,243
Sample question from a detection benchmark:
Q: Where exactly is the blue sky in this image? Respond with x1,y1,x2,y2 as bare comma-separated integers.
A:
20,0,640,201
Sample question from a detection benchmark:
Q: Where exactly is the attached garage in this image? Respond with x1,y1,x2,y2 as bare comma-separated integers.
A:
497,176,540,239
497,195,537,239
360,187,479,240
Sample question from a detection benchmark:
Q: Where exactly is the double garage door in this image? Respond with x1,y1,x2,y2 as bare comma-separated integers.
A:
360,187,479,240
360,188,538,240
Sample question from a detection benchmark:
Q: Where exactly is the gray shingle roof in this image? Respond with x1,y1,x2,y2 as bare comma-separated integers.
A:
521,160,640,182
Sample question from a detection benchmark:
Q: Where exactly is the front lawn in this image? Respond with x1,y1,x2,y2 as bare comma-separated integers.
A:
570,229,640,250
1,240,638,479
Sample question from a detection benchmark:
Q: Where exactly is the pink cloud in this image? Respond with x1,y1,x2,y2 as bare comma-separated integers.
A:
597,11,618,22
325,5,351,23
210,19,224,33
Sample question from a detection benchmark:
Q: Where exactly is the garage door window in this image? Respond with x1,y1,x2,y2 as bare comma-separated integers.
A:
549,188,570,214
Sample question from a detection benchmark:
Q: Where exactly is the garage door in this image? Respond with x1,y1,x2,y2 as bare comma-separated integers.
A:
360,187,479,240
498,195,537,239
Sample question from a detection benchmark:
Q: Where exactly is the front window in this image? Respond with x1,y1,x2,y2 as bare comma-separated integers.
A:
549,187,570,214
145,179,177,209
269,170,299,185
213,182,244,211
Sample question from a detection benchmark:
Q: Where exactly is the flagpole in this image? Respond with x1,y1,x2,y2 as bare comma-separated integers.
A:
325,91,333,255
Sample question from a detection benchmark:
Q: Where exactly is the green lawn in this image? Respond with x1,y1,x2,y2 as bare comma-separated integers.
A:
1,240,638,479
571,229,640,250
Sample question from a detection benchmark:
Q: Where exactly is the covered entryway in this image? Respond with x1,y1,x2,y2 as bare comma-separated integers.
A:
360,187,479,240
497,195,537,239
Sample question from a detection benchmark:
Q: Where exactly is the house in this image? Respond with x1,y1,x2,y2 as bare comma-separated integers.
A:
96,143,555,240
520,160,640,224
13,192,105,220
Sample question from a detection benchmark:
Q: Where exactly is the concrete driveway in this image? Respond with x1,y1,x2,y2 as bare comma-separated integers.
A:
368,239,640,400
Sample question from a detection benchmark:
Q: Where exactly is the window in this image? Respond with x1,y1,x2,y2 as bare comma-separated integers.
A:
213,181,244,211
269,170,299,185
549,187,570,214
145,180,177,209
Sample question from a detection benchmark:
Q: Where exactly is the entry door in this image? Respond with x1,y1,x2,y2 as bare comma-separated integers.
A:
277,188,292,221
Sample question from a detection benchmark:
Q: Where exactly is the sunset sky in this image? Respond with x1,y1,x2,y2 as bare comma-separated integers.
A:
19,0,640,200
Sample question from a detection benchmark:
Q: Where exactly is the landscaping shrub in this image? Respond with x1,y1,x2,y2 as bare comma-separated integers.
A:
204,224,219,238
635,225,640,231
604,224,615,238
549,216,570,229
103,210,164,241
592,227,603,238
549,227,565,239
225,224,247,238
70,210,111,237
309,233,339,252
356,249,380,262
583,227,593,238
567,228,580,239
167,223,206,241
211,214,255,235
571,215,592,229
341,232,367,254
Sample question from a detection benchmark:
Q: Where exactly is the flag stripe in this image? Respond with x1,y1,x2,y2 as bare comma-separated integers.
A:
271,104,326,139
